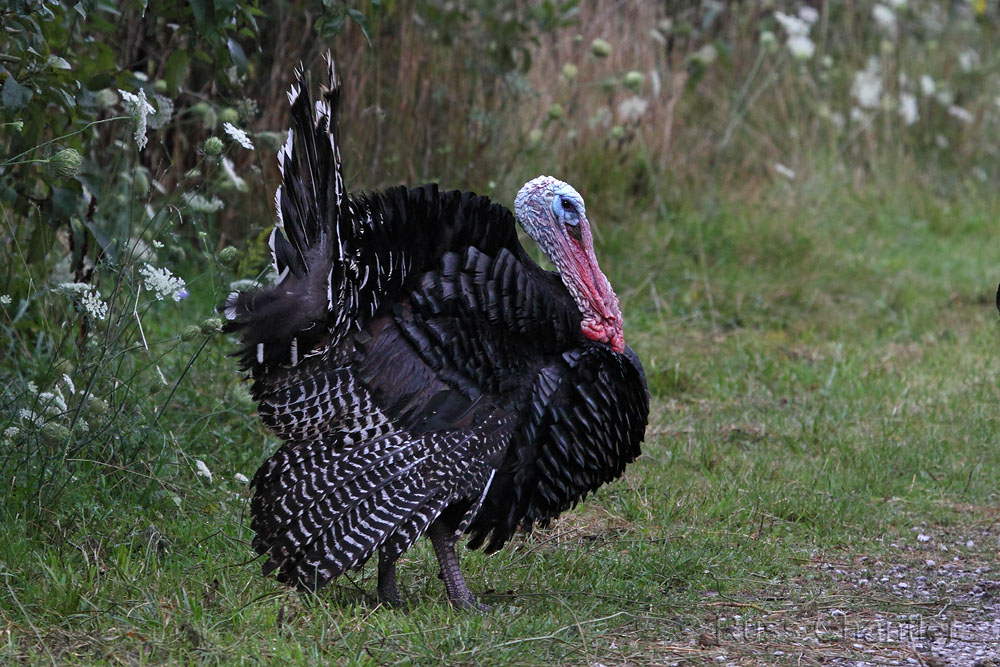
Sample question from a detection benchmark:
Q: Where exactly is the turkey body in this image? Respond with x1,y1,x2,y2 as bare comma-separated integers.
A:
224,57,649,609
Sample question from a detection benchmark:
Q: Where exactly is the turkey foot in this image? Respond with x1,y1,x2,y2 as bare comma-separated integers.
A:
428,521,490,612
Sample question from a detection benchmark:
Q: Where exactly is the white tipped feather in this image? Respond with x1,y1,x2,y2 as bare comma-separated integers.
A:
256,343,264,364
224,291,240,320
290,337,299,366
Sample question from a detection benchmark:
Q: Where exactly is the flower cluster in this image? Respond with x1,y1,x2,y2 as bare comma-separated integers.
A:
57,282,108,320
223,122,254,150
139,264,187,302
118,88,156,150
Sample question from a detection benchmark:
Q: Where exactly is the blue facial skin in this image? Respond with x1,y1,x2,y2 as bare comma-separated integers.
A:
551,189,585,242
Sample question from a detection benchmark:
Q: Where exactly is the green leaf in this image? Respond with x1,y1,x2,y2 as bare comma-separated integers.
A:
2,74,33,111
226,38,247,75
164,50,190,95
346,8,372,45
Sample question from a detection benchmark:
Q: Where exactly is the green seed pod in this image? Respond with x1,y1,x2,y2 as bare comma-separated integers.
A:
591,38,612,59
133,167,149,194
547,103,565,121
217,246,239,263
623,70,644,92
87,395,108,415
219,108,239,125
181,325,202,341
49,148,82,180
527,128,544,146
41,421,72,444
256,131,286,151
561,63,579,81
200,317,223,334
204,136,224,156
153,79,168,94
610,125,626,140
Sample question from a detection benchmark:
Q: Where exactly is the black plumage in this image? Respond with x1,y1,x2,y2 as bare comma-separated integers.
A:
223,56,649,609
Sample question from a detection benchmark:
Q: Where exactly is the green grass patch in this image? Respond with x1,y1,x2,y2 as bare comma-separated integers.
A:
2,158,997,664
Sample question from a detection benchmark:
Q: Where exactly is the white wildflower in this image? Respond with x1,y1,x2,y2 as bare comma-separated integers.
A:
917,533,931,542
195,459,213,483
19,408,37,424
152,240,164,248
919,74,935,96
182,192,225,213
850,107,871,125
774,163,796,180
888,0,906,7
140,263,187,301
872,4,897,34
829,111,846,130
221,157,247,191
39,390,67,413
616,96,649,124
26,381,38,394
935,134,949,148
958,49,979,72
3,426,19,439
80,287,108,320
774,11,810,37
798,6,819,24
787,35,815,60
898,92,919,126
948,105,974,124
58,284,108,319
61,374,75,395
118,88,156,150
851,58,883,110
234,472,250,484
223,122,254,150
0,294,10,305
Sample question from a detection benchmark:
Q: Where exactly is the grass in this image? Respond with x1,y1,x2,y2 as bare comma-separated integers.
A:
1,153,997,664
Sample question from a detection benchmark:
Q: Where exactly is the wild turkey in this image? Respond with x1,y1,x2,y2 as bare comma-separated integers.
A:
223,56,649,610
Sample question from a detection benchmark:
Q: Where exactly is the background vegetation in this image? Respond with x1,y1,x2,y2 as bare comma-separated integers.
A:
1,0,998,663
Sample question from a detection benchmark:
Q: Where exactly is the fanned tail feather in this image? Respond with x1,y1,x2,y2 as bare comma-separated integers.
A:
221,53,345,371
251,412,514,591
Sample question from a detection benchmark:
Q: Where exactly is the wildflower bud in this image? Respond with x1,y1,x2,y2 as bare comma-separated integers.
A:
41,422,72,444
95,89,119,109
200,317,223,334
547,103,565,121
527,128,544,145
590,38,612,59
759,31,778,53
10,121,24,132
217,246,239,264
181,325,202,341
204,136,224,156
561,63,579,81
87,395,108,415
658,18,673,33
48,148,83,180
219,107,240,125
153,79,168,94
623,71,644,92
609,125,625,140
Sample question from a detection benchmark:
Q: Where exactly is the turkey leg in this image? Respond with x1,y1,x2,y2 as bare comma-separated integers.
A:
377,548,403,607
428,521,489,611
